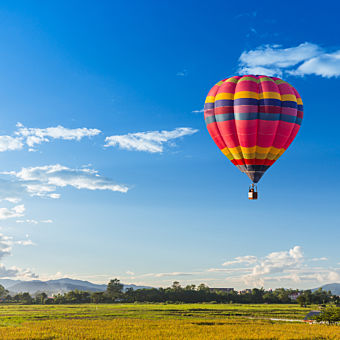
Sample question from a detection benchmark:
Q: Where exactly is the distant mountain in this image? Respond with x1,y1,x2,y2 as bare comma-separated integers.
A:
312,283,340,295
0,278,151,295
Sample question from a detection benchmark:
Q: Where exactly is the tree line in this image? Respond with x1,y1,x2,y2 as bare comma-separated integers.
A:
0,279,339,305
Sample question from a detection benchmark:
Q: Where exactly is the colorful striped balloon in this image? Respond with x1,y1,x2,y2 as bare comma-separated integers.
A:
204,75,303,183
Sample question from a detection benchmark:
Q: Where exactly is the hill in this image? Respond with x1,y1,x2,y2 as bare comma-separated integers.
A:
0,278,150,295
312,283,340,295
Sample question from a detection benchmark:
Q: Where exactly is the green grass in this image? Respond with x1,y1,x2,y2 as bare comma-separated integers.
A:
0,303,312,326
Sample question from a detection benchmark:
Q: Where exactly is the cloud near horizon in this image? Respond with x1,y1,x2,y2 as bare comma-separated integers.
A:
238,42,340,78
105,127,198,153
0,233,37,279
219,246,340,287
112,246,339,289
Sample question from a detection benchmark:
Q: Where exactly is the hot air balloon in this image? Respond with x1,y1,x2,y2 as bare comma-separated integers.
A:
204,75,303,200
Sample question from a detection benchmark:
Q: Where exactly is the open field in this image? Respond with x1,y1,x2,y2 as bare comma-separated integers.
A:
0,303,339,339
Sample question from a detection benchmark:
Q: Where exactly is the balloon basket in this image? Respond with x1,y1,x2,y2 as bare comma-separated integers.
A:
248,184,258,200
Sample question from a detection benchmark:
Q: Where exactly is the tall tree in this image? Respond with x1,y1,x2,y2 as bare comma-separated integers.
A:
106,279,124,301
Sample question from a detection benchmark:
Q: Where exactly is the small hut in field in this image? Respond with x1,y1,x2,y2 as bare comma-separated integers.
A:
304,310,321,322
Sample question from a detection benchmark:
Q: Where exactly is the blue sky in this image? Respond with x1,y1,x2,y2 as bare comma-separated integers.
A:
0,1,339,289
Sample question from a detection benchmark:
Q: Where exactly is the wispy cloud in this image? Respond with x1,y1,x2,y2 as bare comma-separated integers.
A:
192,109,204,114
238,42,340,78
105,127,198,153
176,69,188,77
0,123,101,152
0,233,37,279
310,257,328,262
222,255,258,266
115,246,339,289
0,136,24,152
235,11,257,19
16,219,53,224
15,123,101,148
0,264,38,279
0,234,12,259
0,204,25,220
289,51,340,77
218,246,340,287
3,164,128,198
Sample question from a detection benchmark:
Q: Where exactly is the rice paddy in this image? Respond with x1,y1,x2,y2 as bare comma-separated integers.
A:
0,303,338,339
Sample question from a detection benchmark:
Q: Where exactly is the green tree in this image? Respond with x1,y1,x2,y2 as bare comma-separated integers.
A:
14,292,33,304
197,283,209,292
297,294,307,307
35,292,47,304
91,292,106,303
315,305,340,324
171,281,181,290
106,279,123,301
0,284,8,298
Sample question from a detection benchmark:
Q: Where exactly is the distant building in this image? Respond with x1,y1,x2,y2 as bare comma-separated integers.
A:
288,292,301,300
209,288,235,293
239,289,252,294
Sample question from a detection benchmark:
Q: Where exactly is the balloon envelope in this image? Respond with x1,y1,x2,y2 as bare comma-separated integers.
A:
204,75,303,183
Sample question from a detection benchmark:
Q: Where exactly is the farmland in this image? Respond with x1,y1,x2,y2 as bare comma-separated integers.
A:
0,303,339,339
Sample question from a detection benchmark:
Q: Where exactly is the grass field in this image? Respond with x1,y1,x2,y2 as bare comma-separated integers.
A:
0,303,339,339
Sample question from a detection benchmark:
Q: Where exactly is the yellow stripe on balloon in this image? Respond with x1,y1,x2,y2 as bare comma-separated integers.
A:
234,91,259,100
221,146,286,161
281,94,297,102
297,98,303,105
221,147,233,160
205,96,216,103
258,92,281,100
215,93,234,100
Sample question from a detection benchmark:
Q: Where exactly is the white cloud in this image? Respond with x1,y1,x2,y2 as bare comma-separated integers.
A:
3,164,128,198
0,232,37,279
15,239,35,246
218,246,340,288
140,272,195,278
0,264,38,279
208,267,252,273
239,43,321,69
0,136,23,152
16,124,101,147
0,204,25,220
40,219,53,224
3,197,22,203
16,219,53,224
326,271,340,282
310,257,328,262
16,219,39,224
105,127,198,153
0,123,101,153
251,246,303,277
192,109,204,114
0,179,27,203
0,234,12,259
289,51,340,78
238,42,340,78
222,255,258,266
154,272,193,277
